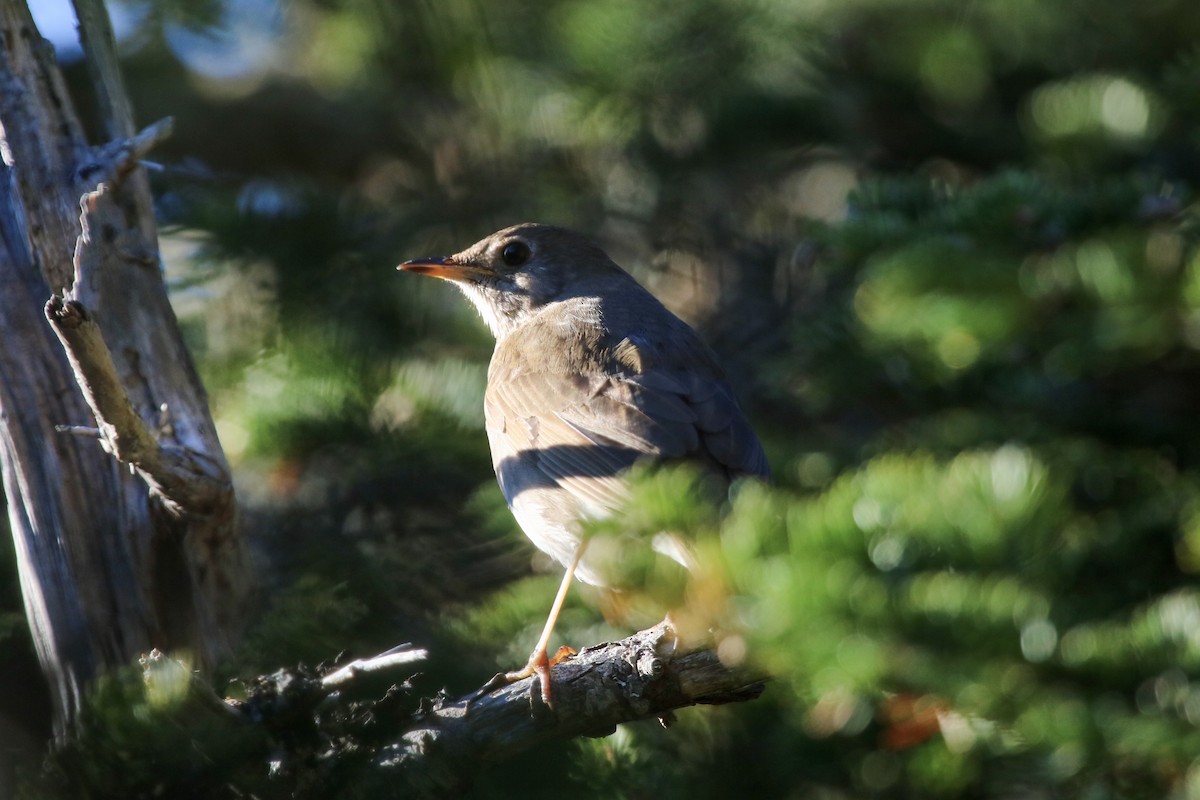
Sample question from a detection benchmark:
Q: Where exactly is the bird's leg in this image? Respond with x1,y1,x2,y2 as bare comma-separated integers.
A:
504,543,585,706
475,544,586,709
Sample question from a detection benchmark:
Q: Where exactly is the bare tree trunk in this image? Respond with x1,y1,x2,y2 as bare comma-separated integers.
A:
0,0,248,732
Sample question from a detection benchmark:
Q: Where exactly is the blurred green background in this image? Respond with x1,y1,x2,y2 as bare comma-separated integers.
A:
8,0,1200,795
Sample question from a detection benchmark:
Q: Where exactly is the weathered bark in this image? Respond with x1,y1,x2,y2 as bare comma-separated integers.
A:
377,624,765,796
230,625,764,797
0,0,248,731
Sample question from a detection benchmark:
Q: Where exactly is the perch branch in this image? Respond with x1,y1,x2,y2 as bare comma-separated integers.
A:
377,622,765,795
227,626,764,795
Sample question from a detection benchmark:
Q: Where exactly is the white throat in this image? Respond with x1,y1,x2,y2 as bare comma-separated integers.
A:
455,282,525,340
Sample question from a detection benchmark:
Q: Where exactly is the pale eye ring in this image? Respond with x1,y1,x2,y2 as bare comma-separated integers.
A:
501,240,531,267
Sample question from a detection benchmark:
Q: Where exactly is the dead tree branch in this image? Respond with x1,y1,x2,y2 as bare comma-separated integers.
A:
370,623,764,796
45,292,230,514
45,182,230,516
100,630,762,796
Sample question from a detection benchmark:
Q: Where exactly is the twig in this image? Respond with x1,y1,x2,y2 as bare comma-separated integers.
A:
76,117,175,187
322,645,430,688
54,424,102,438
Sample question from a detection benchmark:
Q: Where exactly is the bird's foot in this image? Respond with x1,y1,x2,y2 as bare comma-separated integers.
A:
471,645,577,710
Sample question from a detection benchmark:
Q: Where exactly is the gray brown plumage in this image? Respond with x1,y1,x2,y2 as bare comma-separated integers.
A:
399,222,768,703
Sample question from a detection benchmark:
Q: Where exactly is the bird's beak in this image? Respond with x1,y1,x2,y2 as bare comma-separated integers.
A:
398,256,492,283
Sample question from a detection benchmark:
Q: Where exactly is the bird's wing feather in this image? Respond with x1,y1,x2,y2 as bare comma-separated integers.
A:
485,364,768,516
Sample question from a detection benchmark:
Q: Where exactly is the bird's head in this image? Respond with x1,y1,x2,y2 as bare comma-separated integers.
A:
399,223,626,339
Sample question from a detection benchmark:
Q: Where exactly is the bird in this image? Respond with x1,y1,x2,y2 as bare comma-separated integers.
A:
399,223,769,707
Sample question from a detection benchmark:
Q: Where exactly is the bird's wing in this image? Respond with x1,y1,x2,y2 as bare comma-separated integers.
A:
485,366,767,516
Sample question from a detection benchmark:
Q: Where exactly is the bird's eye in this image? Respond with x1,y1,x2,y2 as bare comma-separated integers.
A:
501,240,531,267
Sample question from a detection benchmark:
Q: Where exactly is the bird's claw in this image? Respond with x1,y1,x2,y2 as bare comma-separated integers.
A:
471,670,515,703
468,645,577,712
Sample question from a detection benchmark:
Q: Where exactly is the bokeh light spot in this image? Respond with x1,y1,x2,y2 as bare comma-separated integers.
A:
1020,618,1057,662
936,328,980,369
989,445,1032,503
919,30,988,107
1101,78,1151,137
1028,74,1162,142
1074,241,1133,302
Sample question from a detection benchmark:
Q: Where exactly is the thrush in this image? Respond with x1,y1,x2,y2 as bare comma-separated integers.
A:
399,223,769,706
